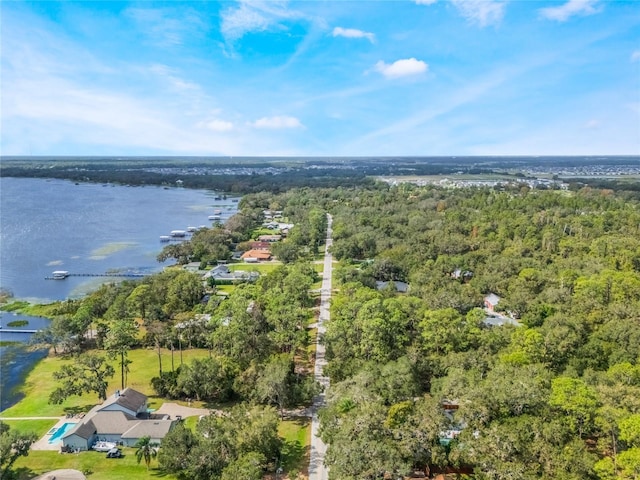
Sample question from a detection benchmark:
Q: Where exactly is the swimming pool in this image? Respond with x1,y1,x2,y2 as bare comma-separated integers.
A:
48,422,76,443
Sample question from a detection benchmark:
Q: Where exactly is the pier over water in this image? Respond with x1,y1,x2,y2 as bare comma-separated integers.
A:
45,272,149,280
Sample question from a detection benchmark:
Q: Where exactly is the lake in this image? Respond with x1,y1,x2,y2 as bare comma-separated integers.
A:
0,177,239,411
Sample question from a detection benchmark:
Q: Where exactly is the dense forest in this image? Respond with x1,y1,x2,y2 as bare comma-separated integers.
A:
320,184,640,479
246,182,640,479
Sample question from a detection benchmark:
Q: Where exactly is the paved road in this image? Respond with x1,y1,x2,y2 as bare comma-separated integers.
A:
309,214,333,480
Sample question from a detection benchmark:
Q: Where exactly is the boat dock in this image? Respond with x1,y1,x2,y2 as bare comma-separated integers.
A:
45,272,148,280
0,329,41,334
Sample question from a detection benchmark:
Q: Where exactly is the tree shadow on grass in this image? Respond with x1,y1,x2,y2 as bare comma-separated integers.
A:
63,403,96,416
14,466,39,480
150,466,178,478
281,439,309,472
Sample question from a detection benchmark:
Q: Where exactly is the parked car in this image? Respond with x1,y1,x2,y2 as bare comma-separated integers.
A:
106,448,122,458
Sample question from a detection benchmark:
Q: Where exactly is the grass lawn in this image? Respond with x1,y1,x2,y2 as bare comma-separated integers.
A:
1,419,56,437
12,448,177,480
228,262,281,274
215,284,237,295
0,348,211,418
279,417,311,475
183,415,200,431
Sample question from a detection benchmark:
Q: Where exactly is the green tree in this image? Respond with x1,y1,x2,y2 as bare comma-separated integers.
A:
157,422,197,474
135,435,159,469
177,356,239,402
49,353,115,403
550,377,599,438
104,319,138,390
220,452,266,480
0,422,36,480
255,354,294,417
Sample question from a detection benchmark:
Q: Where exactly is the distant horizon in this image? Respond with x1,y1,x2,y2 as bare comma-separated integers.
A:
2,1,639,156
2,154,640,160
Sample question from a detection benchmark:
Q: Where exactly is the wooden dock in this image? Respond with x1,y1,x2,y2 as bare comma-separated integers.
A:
0,329,41,334
45,272,148,280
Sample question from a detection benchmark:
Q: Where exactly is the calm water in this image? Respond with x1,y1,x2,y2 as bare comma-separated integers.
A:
0,177,238,411
0,177,238,301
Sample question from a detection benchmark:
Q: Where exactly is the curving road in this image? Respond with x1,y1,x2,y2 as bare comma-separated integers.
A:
308,213,332,480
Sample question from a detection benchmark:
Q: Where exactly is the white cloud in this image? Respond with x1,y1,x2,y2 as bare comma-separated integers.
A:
539,0,600,22
374,58,428,78
584,119,600,129
631,51,640,63
332,27,375,43
220,0,309,43
250,116,303,129
415,0,437,4
148,64,200,92
451,0,507,27
125,7,206,46
198,119,234,132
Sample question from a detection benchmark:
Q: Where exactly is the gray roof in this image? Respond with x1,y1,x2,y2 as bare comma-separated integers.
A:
63,420,96,440
211,265,230,275
484,293,500,305
100,388,147,414
483,315,521,327
89,411,136,435
375,281,409,293
121,420,174,439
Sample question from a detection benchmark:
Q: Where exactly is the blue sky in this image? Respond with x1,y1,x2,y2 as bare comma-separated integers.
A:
1,0,639,156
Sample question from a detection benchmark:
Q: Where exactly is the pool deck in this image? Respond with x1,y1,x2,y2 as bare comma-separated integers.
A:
31,417,78,451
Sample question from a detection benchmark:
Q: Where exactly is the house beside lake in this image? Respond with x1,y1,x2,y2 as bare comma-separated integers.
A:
62,388,174,450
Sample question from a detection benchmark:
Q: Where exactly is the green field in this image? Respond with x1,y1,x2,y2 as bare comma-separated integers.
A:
228,262,281,274
1,419,56,437
0,348,211,418
12,448,175,480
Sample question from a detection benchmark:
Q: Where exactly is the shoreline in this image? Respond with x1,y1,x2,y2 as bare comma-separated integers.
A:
0,304,57,412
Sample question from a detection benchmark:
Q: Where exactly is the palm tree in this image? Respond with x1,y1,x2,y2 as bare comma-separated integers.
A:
134,436,159,469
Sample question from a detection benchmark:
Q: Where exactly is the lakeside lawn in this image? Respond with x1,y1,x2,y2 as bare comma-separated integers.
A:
1,419,57,437
0,347,211,418
12,448,176,480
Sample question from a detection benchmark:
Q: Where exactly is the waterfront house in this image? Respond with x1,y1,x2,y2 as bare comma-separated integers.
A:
205,265,259,282
62,388,174,451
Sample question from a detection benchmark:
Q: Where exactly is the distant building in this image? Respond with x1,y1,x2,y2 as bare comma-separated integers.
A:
375,281,409,293
250,241,271,251
451,268,473,282
241,250,272,262
257,234,282,243
205,264,259,282
484,293,500,312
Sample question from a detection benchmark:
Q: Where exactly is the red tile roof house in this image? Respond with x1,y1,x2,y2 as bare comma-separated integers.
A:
62,388,174,451
241,250,272,262
484,293,501,312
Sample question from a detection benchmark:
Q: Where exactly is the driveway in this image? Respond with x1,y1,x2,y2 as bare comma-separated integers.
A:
154,402,215,419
